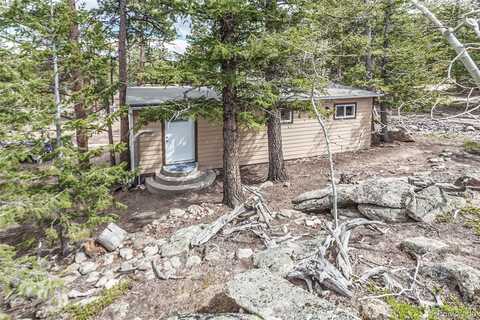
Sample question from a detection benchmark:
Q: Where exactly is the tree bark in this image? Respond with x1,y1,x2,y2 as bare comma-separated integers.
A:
138,30,146,85
267,108,288,182
379,0,394,143
265,0,288,182
107,56,116,166
221,14,244,208
69,0,89,161
118,0,130,166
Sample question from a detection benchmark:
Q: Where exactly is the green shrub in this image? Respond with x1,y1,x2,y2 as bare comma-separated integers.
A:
63,280,131,320
464,140,480,155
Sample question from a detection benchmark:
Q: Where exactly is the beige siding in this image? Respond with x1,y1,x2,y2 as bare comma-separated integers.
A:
133,111,163,174
135,98,373,173
197,98,372,170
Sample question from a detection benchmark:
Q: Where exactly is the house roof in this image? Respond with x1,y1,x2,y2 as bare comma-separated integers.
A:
126,84,382,107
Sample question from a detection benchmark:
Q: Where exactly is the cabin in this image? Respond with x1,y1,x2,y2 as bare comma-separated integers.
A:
126,84,382,193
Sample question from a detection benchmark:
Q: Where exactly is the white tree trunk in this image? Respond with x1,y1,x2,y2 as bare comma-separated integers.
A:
412,0,480,87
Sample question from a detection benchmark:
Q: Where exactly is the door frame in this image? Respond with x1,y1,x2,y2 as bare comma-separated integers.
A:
162,119,198,165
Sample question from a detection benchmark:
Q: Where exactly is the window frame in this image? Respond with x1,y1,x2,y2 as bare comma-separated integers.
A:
333,103,357,120
279,108,293,124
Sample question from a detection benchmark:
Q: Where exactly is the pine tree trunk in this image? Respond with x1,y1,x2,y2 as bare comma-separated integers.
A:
69,0,89,163
221,14,243,208
265,0,288,183
267,108,288,182
138,31,146,85
380,0,393,143
118,0,130,166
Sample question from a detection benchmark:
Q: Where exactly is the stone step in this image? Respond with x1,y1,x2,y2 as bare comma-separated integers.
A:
161,162,198,178
146,170,217,194
153,169,204,186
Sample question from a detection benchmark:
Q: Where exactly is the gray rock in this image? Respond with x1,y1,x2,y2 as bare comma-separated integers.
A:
455,173,480,189
129,211,158,222
67,288,96,299
357,204,410,223
119,248,134,260
160,224,206,257
353,178,413,209
236,248,254,260
466,125,476,132
278,209,301,219
253,246,295,277
85,271,100,283
104,301,129,320
170,208,186,217
170,256,183,269
253,238,324,277
78,262,97,275
186,204,205,216
118,261,136,273
97,223,128,251
400,237,449,255
292,185,357,212
95,271,115,288
186,255,202,268
360,299,391,320
406,186,466,223
74,251,87,264
423,259,480,303
226,269,357,320
143,244,159,257
164,315,261,320
338,208,364,218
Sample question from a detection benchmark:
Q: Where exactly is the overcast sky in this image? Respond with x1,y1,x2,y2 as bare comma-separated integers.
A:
82,0,189,54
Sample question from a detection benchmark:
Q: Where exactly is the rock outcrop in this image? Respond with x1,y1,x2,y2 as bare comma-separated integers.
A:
226,269,358,320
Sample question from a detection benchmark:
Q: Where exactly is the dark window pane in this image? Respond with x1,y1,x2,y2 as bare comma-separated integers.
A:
335,106,344,118
280,109,292,122
345,105,354,117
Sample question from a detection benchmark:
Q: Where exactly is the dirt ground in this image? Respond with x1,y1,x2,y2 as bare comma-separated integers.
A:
94,135,480,320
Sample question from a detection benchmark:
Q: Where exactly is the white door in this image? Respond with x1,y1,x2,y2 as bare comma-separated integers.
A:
165,119,196,164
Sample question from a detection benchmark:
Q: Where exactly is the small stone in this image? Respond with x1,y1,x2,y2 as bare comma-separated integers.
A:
100,253,115,266
170,208,186,217
78,262,97,275
400,237,449,255
465,125,476,132
95,271,115,288
119,248,134,260
104,278,120,289
97,223,128,252
170,256,183,269
360,299,391,320
74,251,87,264
67,289,96,299
428,157,444,163
205,251,221,262
186,204,204,216
261,181,274,189
236,248,254,260
85,271,100,283
278,209,299,219
186,255,202,268
143,245,159,257
118,261,136,273
283,181,291,188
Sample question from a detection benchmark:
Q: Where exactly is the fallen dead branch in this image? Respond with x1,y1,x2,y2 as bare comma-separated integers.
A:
191,183,274,247
288,218,385,298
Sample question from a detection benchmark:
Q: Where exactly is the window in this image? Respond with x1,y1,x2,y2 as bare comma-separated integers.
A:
280,109,293,124
334,103,356,120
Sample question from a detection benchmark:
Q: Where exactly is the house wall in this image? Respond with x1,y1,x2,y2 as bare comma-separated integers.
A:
134,97,373,174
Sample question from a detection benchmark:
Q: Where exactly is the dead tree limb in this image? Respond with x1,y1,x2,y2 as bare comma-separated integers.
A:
411,0,480,87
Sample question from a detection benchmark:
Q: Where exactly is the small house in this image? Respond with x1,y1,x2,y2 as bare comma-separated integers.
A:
126,84,382,193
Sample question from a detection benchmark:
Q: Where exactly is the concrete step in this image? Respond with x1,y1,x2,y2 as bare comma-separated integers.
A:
146,170,217,194
161,162,198,178
153,169,205,186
